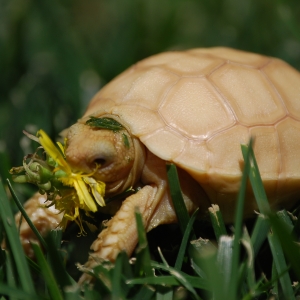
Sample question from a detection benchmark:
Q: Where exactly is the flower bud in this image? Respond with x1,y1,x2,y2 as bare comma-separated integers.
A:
38,181,52,191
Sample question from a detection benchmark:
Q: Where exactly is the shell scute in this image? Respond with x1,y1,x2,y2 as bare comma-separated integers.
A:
276,117,300,177
209,63,287,126
188,47,270,68
249,126,280,178
140,127,185,161
263,59,300,121
163,53,224,76
207,125,249,176
173,139,210,178
159,77,235,139
111,104,165,137
121,67,179,110
135,52,185,68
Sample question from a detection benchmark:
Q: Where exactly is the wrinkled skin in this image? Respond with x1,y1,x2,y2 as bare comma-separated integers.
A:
14,193,63,259
15,116,209,283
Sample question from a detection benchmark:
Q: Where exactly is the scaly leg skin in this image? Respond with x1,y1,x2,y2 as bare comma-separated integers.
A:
14,193,63,258
78,184,161,284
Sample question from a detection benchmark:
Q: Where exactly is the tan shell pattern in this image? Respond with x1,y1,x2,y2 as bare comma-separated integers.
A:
83,47,300,207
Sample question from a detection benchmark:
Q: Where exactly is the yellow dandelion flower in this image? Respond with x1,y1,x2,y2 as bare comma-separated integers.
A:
37,129,106,231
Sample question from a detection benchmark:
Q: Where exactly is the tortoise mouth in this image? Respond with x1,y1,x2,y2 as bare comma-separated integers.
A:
103,178,131,197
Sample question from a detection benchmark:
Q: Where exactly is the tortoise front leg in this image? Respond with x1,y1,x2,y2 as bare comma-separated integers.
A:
78,183,168,283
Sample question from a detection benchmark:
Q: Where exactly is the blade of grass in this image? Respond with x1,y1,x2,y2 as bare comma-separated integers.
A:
174,208,198,270
111,251,125,300
271,261,279,298
190,259,207,279
242,275,273,300
275,210,300,279
269,212,300,280
64,288,82,300
45,232,75,288
91,262,113,294
242,143,295,299
0,249,6,283
217,235,234,294
240,144,270,214
0,284,40,300
236,213,270,294
5,251,17,300
131,284,155,300
250,214,269,257
154,253,201,300
277,210,293,232
31,242,64,300
227,139,253,300
208,204,227,242
134,207,153,278
128,274,207,290
190,237,219,293
113,251,133,298
26,257,42,274
0,179,35,295
240,227,255,295
166,164,191,235
156,286,173,300
119,250,133,280
6,179,47,249
82,285,101,300
189,246,221,297
267,222,294,299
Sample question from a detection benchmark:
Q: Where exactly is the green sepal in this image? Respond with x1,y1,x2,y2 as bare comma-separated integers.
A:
30,162,54,183
47,154,57,167
86,116,124,132
11,174,28,183
37,181,52,191
54,169,68,178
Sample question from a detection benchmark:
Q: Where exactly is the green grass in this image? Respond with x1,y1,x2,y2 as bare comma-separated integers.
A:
1,1,300,298
0,142,300,299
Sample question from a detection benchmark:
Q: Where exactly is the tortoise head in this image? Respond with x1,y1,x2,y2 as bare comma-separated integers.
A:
65,116,145,196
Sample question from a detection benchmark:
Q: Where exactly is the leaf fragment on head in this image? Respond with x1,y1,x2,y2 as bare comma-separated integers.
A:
122,133,130,149
86,117,124,132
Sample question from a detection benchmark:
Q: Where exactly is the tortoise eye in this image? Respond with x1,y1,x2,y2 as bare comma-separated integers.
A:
93,158,106,167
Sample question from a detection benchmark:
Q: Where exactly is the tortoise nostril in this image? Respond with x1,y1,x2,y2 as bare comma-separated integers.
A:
93,158,106,166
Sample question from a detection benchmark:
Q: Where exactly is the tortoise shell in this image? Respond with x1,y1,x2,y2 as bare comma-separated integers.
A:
82,47,300,211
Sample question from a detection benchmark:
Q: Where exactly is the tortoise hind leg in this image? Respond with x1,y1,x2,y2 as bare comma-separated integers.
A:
13,193,63,258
